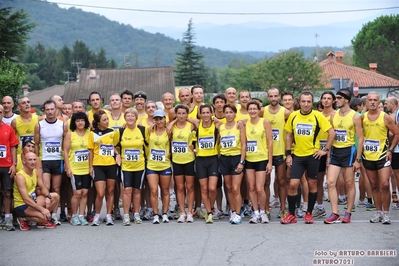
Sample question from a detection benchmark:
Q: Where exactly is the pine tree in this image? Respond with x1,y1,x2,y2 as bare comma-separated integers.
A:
175,19,206,86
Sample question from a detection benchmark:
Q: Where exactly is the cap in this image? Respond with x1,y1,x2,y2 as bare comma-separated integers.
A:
22,137,35,148
153,110,166,118
133,92,147,100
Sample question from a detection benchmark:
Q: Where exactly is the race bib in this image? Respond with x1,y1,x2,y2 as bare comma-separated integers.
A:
45,141,61,154
335,130,347,142
150,149,166,162
0,145,6,158
364,140,380,153
74,150,89,162
124,149,140,161
272,129,280,141
99,144,114,156
172,142,188,154
198,137,215,150
296,124,312,136
220,136,237,149
246,140,258,153
319,140,327,150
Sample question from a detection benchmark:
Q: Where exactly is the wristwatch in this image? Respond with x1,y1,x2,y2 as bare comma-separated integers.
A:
322,147,329,152
46,194,52,200
356,158,362,163
239,160,245,165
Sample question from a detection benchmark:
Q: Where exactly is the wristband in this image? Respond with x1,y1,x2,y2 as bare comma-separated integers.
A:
285,150,291,156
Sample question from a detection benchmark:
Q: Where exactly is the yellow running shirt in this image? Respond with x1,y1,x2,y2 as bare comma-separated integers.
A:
362,111,389,161
88,128,119,166
68,130,90,175
263,106,286,156
13,169,37,208
196,121,218,157
171,122,195,164
332,110,356,148
285,110,332,157
245,118,269,162
219,123,241,156
147,130,170,171
120,126,146,172
15,114,38,154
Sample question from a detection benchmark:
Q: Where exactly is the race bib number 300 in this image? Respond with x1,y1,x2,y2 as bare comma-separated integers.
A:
99,144,114,156
246,140,258,153
364,140,380,152
198,137,215,150
125,149,140,161
296,124,313,136
172,142,188,154
150,149,166,161
221,136,236,148
74,150,89,162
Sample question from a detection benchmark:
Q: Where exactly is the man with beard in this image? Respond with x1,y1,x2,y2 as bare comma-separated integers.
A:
263,88,291,220
133,91,147,125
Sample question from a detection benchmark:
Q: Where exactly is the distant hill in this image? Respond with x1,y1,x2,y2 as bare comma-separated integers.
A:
3,0,259,67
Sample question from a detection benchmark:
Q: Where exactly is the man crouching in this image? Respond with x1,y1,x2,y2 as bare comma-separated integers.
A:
13,152,60,230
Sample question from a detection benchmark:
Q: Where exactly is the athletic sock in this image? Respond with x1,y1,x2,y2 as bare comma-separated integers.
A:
367,198,373,204
308,192,317,213
288,194,297,215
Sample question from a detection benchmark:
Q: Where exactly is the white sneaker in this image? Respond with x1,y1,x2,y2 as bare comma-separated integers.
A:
152,215,160,224
249,214,259,224
231,214,242,224
134,213,142,224
177,213,186,223
91,214,100,226
51,215,61,226
213,209,223,220
106,214,114,226
186,212,194,223
382,213,391,225
162,214,169,223
260,213,269,223
269,197,281,208
143,209,154,220
123,214,130,226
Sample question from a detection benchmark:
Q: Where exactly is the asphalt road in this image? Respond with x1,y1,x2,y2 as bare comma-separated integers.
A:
1,180,398,266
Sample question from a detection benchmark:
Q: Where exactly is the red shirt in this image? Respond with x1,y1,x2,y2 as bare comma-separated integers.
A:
0,122,19,167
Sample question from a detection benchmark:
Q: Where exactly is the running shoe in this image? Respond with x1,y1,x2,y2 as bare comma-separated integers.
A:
143,209,154,221
213,209,223,220
279,210,287,220
295,208,305,218
167,210,175,220
71,215,81,226
129,210,134,222
152,215,160,224
60,212,68,222
324,213,341,224
205,213,214,224
36,220,56,229
338,199,347,205
382,213,391,225
313,207,327,218
224,205,230,216
91,215,100,226
177,213,186,223
365,203,376,211
231,214,242,225
17,217,31,231
67,209,73,223
239,205,245,218
342,212,351,223
113,208,122,220
139,208,146,219
106,214,114,226
162,214,169,223
370,212,382,223
123,214,130,226
266,211,271,221
304,212,314,224
357,199,368,207
260,213,269,224
51,215,61,226
78,215,89,226
280,213,297,224
186,212,194,223
4,219,15,231
134,213,142,224
301,202,308,212
87,212,95,223
244,204,253,216
269,197,281,208
344,205,356,212
197,209,207,219
249,214,259,224
392,203,399,210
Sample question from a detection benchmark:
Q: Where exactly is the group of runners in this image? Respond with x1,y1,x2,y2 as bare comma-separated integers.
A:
1,85,398,231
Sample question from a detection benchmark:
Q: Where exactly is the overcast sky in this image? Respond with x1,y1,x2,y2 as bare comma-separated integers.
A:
51,0,398,28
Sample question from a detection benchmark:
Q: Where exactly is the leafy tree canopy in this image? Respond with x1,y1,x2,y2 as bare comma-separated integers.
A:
0,58,25,102
352,14,399,79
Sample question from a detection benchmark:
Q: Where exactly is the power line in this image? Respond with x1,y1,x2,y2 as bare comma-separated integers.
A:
38,1,398,16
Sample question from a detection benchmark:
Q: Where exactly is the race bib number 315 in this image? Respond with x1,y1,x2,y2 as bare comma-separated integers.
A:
150,149,166,161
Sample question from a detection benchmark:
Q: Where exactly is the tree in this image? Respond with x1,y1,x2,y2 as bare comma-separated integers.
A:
0,57,25,101
174,19,206,86
352,14,399,79
0,7,35,61
253,50,324,95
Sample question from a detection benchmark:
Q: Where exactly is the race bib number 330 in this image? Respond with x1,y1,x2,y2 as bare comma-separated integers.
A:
172,142,188,154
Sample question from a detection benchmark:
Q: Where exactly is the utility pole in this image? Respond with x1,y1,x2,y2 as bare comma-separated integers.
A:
63,71,71,83
71,60,82,74
315,33,319,62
